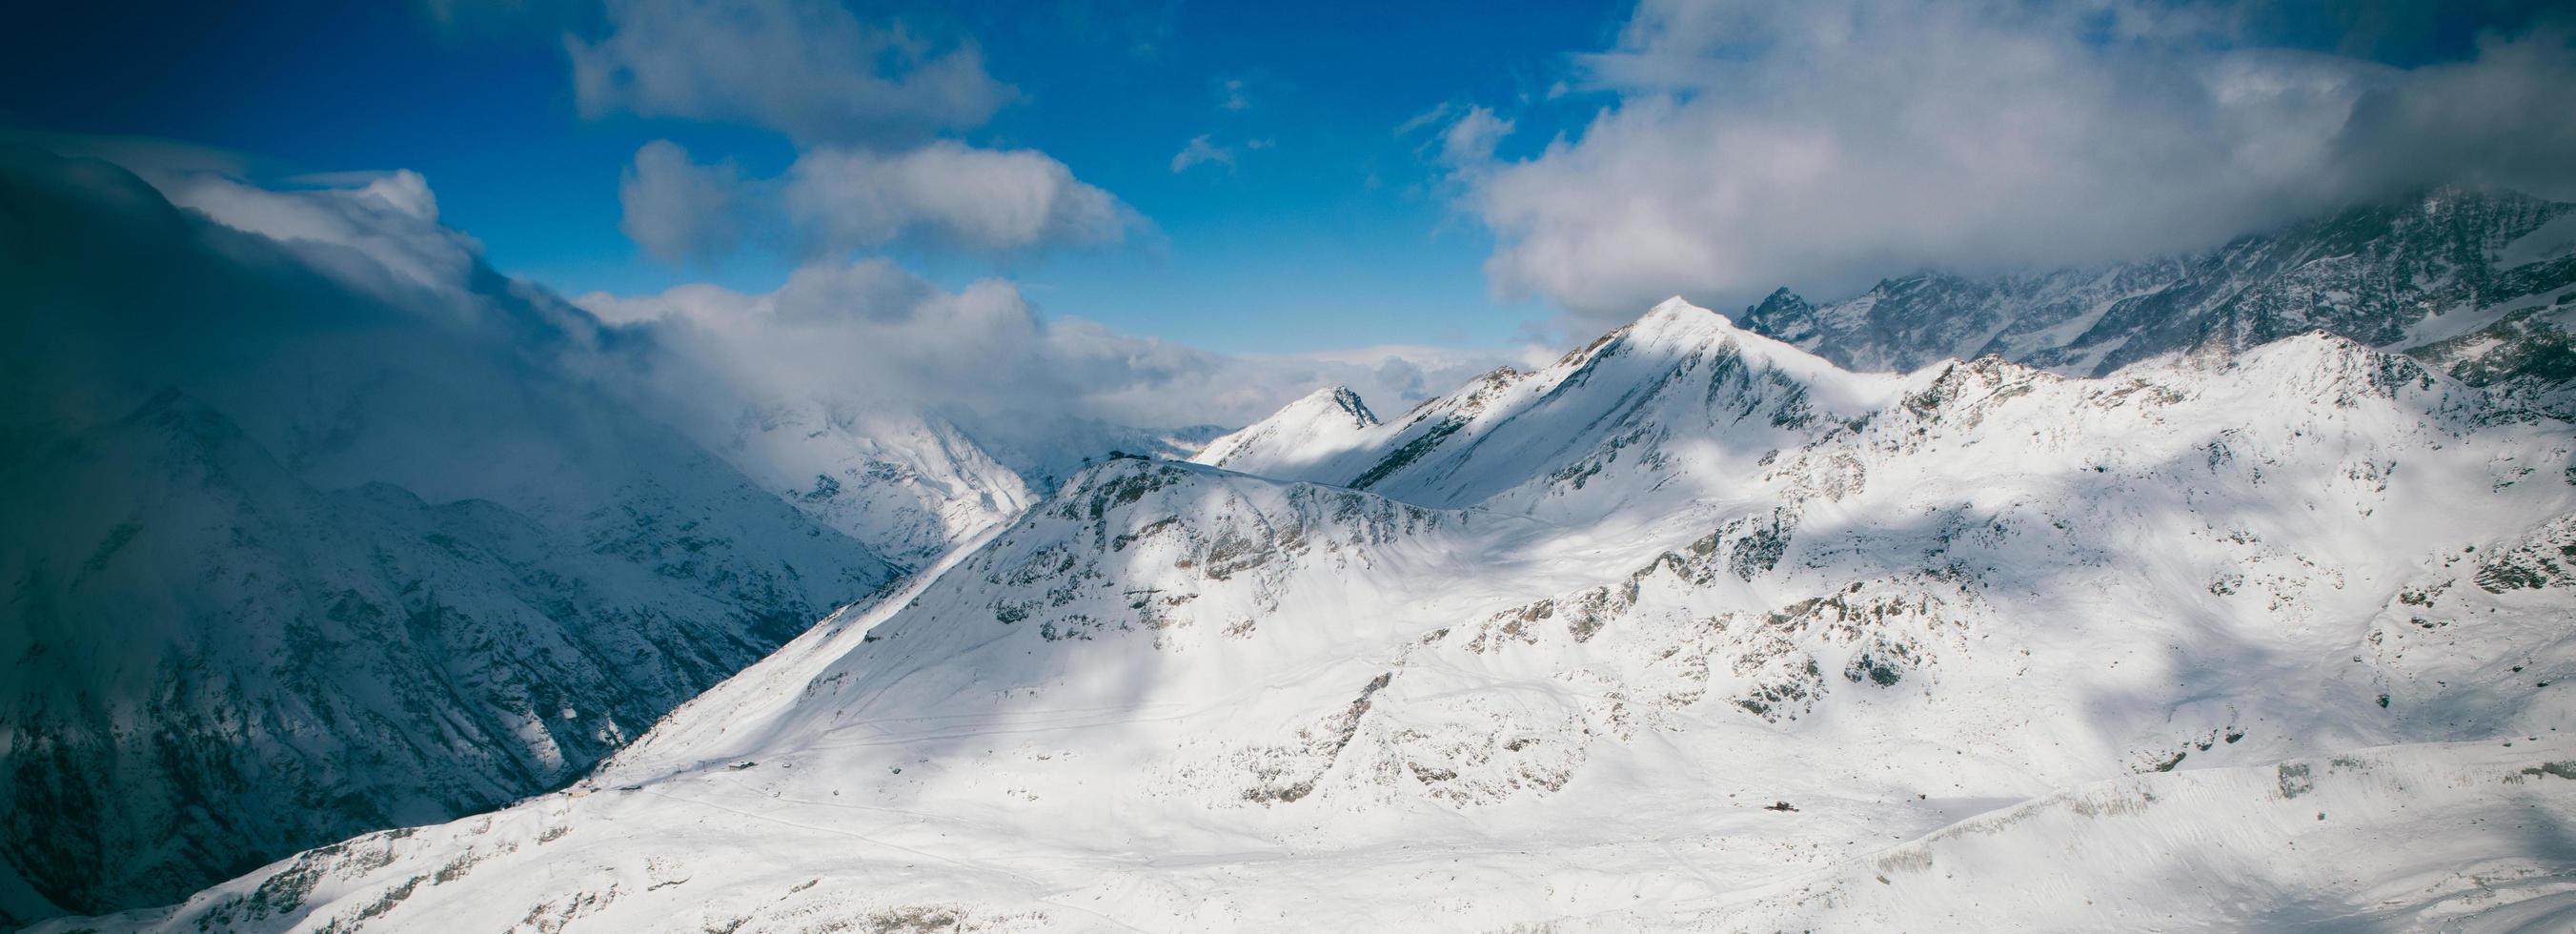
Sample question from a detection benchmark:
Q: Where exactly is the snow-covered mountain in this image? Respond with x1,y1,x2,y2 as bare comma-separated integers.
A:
1189,386,1380,475
0,146,917,924
696,398,1038,569
1736,187,2576,398
656,393,1225,572
68,297,2576,931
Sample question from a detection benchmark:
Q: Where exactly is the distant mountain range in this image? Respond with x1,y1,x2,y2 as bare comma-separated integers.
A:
53,278,2576,929
14,136,2576,931
1736,187,2576,399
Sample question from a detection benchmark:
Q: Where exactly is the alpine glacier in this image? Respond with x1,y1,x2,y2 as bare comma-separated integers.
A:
51,296,2576,932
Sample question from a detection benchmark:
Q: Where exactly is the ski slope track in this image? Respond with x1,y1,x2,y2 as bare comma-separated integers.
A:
51,299,2576,932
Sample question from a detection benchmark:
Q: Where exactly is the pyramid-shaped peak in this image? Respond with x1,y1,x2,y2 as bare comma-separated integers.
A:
1627,296,1760,342
1606,295,1840,372
1640,295,1718,325
1294,385,1380,427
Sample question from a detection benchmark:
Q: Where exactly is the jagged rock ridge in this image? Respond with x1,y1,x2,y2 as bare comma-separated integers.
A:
1734,187,2576,400
60,298,2576,932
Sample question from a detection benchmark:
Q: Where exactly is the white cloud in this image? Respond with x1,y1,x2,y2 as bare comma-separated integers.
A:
782,141,1130,253
566,0,1015,144
1398,102,1516,169
619,139,743,263
1437,106,1514,167
1219,77,1251,111
573,259,1529,446
566,2,1140,267
16,140,1505,485
158,168,484,304
1169,134,1235,173
1459,0,2576,322
1393,102,1458,137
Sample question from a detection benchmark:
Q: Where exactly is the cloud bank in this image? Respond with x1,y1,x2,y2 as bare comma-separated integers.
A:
572,259,1532,453
18,136,1519,488
153,167,488,307
1456,0,2576,322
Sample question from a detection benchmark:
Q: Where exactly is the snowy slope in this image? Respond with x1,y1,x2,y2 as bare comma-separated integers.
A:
0,392,896,921
1192,386,1379,476
677,395,1227,571
1735,187,2576,395
60,299,2576,932
1197,297,1904,524
699,397,1035,568
1572,741,2576,932
0,145,903,924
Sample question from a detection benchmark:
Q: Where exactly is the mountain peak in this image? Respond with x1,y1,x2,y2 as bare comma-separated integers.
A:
1189,385,1385,473
1632,296,1741,338
1644,294,1704,318
1296,385,1380,429
1601,295,1859,394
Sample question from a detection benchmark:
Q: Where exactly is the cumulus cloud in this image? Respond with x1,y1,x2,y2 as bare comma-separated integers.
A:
604,138,1133,261
782,141,1131,253
566,2,1139,267
1459,0,2576,322
1170,134,1234,173
619,140,742,263
566,0,1015,144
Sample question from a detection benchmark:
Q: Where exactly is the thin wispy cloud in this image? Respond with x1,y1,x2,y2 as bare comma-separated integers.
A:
1435,106,1513,167
1170,134,1235,173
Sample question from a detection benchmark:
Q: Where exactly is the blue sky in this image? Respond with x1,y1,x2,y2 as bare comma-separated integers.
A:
7,0,2572,360
1,1,1631,354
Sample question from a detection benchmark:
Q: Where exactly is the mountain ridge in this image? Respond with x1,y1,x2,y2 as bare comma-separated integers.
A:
1731,186,2576,398
58,292,2576,932
0,145,916,924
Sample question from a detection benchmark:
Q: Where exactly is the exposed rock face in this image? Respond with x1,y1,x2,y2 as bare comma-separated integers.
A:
0,146,901,924
63,299,2576,932
1733,188,2576,399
